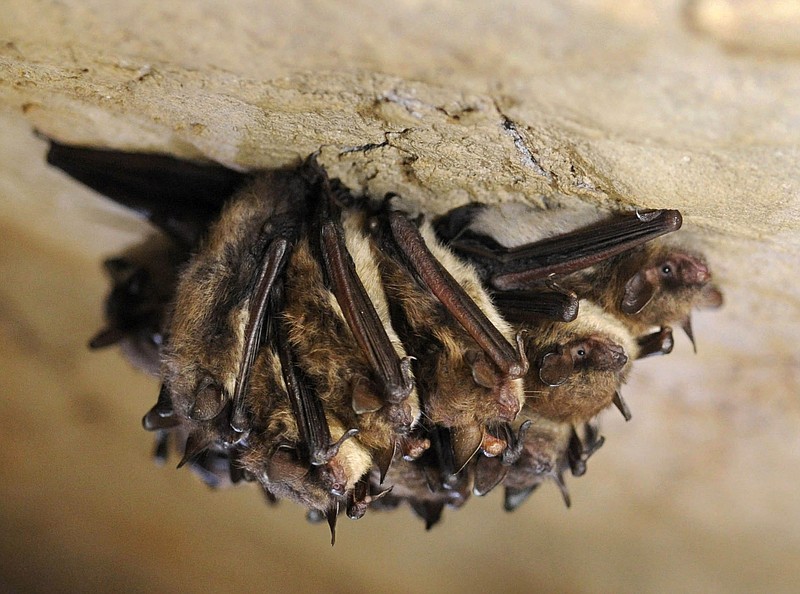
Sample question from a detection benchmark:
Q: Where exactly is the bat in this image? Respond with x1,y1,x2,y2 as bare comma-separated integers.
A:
88,234,185,376
45,139,721,537
436,201,723,350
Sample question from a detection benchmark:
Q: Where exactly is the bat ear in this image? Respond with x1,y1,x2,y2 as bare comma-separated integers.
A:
504,484,539,512
189,381,226,421
473,454,508,496
621,269,657,314
410,499,445,530
351,383,383,414
538,348,573,386
375,441,397,484
466,350,498,389
697,284,724,309
177,431,212,468
265,448,309,483
88,326,126,349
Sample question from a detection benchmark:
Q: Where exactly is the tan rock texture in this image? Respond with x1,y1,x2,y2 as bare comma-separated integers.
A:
1,0,798,592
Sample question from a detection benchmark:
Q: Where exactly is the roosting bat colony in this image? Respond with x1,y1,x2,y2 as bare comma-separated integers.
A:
47,141,723,543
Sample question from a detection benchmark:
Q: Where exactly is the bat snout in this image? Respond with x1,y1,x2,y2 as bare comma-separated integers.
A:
678,255,711,285
590,340,628,371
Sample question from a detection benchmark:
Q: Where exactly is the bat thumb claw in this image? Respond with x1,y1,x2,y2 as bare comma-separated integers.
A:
612,391,632,422
681,317,697,353
554,471,572,508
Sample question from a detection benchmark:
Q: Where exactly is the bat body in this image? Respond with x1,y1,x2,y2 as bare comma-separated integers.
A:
370,213,526,473
439,201,722,346
89,234,185,375
46,140,722,538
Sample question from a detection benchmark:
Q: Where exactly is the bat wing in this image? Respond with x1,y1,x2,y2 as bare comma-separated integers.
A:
46,140,248,245
446,209,682,291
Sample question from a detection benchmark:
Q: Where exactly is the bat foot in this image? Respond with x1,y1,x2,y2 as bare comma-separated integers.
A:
567,424,606,477
311,428,360,466
400,435,431,461
612,391,632,422
500,419,532,466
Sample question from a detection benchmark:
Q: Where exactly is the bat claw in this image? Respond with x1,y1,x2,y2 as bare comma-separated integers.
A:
376,441,398,484
511,331,530,379
326,500,340,546
681,316,697,353
554,470,572,508
392,356,416,402
177,432,211,469
500,419,532,465
313,428,360,466
612,391,632,421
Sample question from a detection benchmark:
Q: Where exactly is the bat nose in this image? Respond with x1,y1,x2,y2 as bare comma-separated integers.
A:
495,382,522,421
681,256,710,284
601,343,628,371
692,263,710,284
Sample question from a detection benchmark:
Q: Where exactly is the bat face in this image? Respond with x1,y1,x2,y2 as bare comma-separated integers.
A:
521,301,636,424
89,235,186,375
47,141,722,538
620,245,721,317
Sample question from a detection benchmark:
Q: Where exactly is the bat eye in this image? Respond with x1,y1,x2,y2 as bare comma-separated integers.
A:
660,264,673,277
570,345,588,361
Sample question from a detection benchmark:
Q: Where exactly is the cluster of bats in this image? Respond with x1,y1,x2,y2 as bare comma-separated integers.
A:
47,141,722,543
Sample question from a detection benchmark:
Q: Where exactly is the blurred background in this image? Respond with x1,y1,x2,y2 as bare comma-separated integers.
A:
1,1,799,592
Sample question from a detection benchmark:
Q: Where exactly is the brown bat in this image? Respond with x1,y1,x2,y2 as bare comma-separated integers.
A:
88,234,186,376
282,178,420,476
437,200,722,350
520,300,637,423
46,140,722,538
369,204,528,475
494,417,606,511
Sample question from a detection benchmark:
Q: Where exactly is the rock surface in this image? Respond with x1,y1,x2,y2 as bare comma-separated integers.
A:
1,1,798,592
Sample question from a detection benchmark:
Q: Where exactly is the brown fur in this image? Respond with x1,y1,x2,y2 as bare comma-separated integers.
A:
562,242,722,337
162,173,308,420
522,301,637,423
282,236,420,461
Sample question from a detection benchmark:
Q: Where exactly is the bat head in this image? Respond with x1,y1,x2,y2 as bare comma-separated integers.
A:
620,246,723,346
538,337,628,387
523,302,636,423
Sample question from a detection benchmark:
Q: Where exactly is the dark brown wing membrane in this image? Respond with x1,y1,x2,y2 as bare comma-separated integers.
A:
387,211,528,380
46,140,247,246
61,139,721,537
448,209,682,290
315,181,414,404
